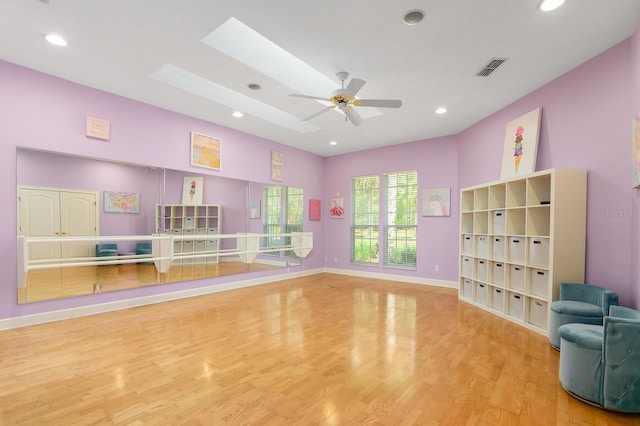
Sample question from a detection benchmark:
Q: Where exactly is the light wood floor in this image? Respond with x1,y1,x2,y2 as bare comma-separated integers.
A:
1,273,637,425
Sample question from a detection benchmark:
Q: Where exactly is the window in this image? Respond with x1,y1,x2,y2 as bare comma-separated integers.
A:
284,186,303,256
264,186,282,249
384,171,417,269
263,185,304,256
351,175,380,264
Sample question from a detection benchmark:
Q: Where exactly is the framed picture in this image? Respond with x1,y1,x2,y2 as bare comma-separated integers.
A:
250,200,261,219
422,187,450,216
272,151,284,181
104,191,140,213
309,199,321,221
191,132,221,170
182,176,203,205
329,197,344,219
633,113,640,188
499,108,542,180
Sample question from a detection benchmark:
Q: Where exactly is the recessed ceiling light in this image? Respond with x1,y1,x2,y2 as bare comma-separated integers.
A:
435,107,447,114
45,34,67,46
403,10,425,25
329,140,338,146
232,111,243,118
539,0,565,12
247,83,261,90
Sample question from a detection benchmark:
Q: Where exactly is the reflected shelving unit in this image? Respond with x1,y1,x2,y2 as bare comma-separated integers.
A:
459,169,587,335
156,204,222,264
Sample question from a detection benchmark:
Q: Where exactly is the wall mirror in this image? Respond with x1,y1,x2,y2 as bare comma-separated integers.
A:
17,148,304,304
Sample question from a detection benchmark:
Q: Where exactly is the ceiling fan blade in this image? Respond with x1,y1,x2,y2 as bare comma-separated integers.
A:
344,108,364,126
354,99,403,108
343,78,366,97
301,106,334,121
289,93,330,101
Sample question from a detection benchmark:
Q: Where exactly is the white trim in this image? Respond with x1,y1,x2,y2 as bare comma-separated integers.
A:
0,268,457,331
322,267,458,289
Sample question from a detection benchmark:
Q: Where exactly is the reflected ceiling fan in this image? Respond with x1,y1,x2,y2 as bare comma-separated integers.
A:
289,72,402,126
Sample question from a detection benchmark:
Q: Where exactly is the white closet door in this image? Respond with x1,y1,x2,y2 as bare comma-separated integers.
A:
19,188,98,260
19,188,61,260
60,191,97,258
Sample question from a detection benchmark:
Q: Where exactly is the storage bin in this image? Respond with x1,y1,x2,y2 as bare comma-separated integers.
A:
509,293,524,320
492,288,504,312
462,279,473,299
461,256,473,277
492,262,505,285
528,299,548,329
509,265,525,291
508,237,525,264
462,235,474,255
493,210,506,235
529,268,549,298
528,237,550,267
475,235,488,258
184,217,195,229
492,236,505,260
475,259,488,281
475,282,487,305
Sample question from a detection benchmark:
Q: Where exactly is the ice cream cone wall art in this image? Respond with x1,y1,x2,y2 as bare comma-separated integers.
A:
191,132,221,170
500,108,541,180
182,176,203,205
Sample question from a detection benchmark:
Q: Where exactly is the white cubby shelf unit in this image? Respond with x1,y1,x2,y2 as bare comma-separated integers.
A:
156,204,222,264
459,169,587,335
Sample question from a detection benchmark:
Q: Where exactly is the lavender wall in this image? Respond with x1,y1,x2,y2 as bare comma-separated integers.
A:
458,39,636,307
1,60,324,320
322,136,460,281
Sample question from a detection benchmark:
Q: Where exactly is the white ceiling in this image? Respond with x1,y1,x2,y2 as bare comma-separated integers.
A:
2,1,640,157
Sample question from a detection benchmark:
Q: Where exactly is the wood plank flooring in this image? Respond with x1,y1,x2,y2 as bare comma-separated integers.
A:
1,273,638,425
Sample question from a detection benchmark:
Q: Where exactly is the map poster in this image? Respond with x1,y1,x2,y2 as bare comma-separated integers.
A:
104,191,140,213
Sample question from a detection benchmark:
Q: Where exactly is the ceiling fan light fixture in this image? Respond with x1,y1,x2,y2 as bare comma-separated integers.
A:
403,10,425,25
539,0,565,12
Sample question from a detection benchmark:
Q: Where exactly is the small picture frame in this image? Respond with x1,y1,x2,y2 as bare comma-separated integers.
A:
309,199,321,221
271,151,284,181
250,200,261,219
422,187,450,216
182,177,203,205
103,191,140,214
191,132,221,170
329,197,344,219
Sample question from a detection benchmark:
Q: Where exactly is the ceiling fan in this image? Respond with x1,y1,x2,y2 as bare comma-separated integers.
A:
289,72,402,126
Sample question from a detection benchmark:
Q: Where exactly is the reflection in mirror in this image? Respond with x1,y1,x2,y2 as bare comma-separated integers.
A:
17,148,306,304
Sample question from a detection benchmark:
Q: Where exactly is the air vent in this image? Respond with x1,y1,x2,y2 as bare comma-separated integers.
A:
475,58,508,77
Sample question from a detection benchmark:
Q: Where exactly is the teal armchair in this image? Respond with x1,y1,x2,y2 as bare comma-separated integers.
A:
95,243,118,258
558,305,640,413
548,283,619,349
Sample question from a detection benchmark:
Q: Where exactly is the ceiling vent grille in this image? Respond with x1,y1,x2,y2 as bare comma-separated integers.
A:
475,58,508,77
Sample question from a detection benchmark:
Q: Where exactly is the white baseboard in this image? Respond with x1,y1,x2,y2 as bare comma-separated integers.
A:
0,268,456,331
321,267,458,289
